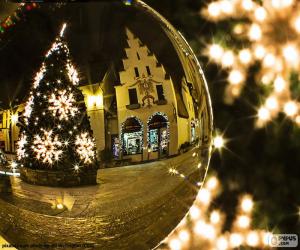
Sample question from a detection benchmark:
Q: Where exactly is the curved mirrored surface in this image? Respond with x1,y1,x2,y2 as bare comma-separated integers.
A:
0,1,213,249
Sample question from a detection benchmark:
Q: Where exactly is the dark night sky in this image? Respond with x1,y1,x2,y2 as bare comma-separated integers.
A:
0,1,184,109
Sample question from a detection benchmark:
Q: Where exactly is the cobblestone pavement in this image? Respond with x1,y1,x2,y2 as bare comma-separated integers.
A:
0,147,209,250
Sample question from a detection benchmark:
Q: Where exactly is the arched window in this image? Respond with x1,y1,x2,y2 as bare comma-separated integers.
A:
147,112,169,156
121,117,143,155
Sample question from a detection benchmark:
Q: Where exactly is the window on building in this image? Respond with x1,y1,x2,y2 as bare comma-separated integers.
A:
134,67,140,77
128,88,138,105
122,117,143,155
146,66,151,76
156,85,165,100
137,53,140,60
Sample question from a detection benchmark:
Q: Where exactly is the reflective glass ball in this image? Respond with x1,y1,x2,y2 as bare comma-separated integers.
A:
0,1,213,249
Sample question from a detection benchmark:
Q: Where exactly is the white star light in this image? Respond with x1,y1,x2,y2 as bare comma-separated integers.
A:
33,130,63,165
16,133,27,160
75,132,95,164
67,62,79,85
24,95,34,120
33,64,46,89
49,90,78,120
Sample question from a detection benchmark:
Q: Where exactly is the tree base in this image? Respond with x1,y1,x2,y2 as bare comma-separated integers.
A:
20,167,98,187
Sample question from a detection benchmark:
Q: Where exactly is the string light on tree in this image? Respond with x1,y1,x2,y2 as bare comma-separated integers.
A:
202,0,300,126
161,175,271,250
16,133,27,160
49,90,78,120
75,132,96,164
32,129,63,165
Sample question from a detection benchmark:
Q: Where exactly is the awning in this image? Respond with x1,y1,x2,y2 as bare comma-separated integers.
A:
148,114,168,129
122,117,142,133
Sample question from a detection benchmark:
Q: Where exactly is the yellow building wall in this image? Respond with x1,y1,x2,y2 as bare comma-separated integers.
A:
79,84,106,157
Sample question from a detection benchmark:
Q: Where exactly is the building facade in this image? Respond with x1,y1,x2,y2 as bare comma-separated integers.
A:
0,28,207,163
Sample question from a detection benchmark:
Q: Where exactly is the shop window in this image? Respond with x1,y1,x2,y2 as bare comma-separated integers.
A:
134,67,140,77
123,131,142,155
148,113,169,156
128,88,138,105
146,66,151,76
122,117,143,156
149,129,159,152
156,85,165,100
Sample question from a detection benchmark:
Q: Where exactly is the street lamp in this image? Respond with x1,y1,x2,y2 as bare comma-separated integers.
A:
11,113,18,124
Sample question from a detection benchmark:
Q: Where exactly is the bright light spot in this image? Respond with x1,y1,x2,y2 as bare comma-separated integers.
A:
271,0,281,8
192,152,197,157
87,95,103,109
242,0,254,11
254,45,266,59
284,101,298,117
217,236,229,250
237,215,251,228
210,210,221,224
283,44,299,66
230,233,243,248
60,23,67,37
169,168,179,175
220,0,233,14
206,176,219,190
233,24,244,35
258,107,270,121
254,7,267,22
11,114,18,123
209,44,224,61
280,0,294,8
246,231,259,247
241,195,254,213
194,221,216,240
213,135,225,149
74,164,80,171
294,16,300,33
248,23,262,41
239,49,252,64
178,230,190,242
266,97,278,110
274,76,286,92
275,58,283,72
197,188,211,205
169,238,182,250
57,203,64,210
197,163,202,169
190,205,201,219
263,53,276,67
208,2,221,17
10,161,18,172
228,69,244,85
221,50,235,67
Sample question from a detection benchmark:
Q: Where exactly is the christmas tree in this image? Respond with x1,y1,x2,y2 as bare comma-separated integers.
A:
17,24,97,183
